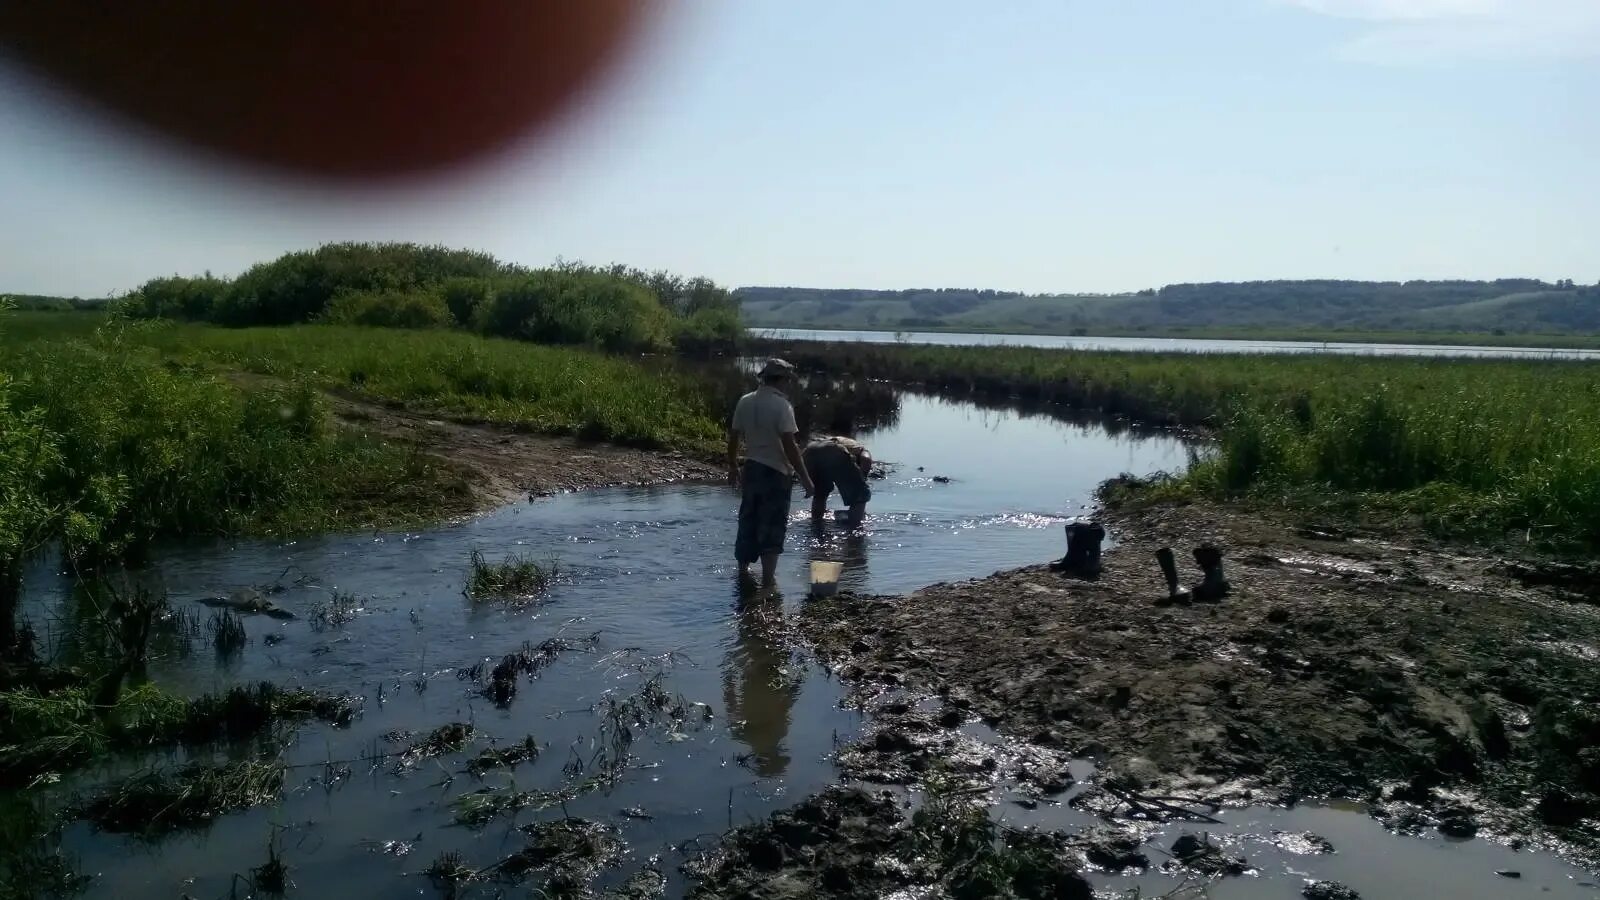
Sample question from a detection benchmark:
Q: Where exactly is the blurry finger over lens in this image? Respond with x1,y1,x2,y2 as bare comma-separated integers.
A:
0,1,645,178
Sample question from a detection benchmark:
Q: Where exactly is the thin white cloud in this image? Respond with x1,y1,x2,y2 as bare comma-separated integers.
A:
1280,0,1600,61
1287,0,1502,21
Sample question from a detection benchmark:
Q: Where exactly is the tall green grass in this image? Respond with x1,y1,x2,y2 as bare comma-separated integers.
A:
761,340,1600,547
108,319,728,452
0,314,472,601
4,332,469,551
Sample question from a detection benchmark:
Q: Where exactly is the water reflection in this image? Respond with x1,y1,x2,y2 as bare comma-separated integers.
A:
722,592,800,777
793,375,901,438
806,520,870,594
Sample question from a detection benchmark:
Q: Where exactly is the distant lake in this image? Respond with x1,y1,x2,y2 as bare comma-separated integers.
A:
750,327,1600,360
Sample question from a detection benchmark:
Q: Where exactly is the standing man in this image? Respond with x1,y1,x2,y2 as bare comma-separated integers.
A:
729,358,814,586
804,436,873,529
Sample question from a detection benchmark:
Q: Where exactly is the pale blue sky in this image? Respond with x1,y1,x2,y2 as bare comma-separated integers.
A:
1,0,1596,297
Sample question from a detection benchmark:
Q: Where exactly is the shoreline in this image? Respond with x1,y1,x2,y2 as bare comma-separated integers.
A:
327,390,725,513
790,495,1600,872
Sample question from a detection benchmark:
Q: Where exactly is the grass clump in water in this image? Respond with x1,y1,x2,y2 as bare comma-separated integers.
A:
466,550,557,603
309,590,363,631
495,818,622,887
466,736,540,777
82,758,284,835
460,634,601,708
209,610,247,656
399,723,474,769
424,850,478,898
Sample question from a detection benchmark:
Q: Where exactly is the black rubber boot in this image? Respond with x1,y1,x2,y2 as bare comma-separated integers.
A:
1191,544,1230,602
1050,522,1105,578
1154,547,1191,606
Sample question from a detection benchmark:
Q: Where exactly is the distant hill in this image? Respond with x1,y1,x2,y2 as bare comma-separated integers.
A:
737,279,1600,337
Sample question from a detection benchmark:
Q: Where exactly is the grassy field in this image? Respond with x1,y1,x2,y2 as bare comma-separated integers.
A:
757,339,1600,549
1,315,474,559
14,312,727,453
0,311,717,619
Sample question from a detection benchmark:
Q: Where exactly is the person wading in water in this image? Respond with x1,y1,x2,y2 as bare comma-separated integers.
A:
728,358,814,587
803,435,873,529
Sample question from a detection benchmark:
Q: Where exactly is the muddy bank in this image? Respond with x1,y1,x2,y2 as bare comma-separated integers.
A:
800,498,1600,864
329,393,722,508
688,786,1092,899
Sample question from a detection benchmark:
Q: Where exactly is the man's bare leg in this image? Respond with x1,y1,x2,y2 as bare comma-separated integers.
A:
811,493,828,522
759,552,780,586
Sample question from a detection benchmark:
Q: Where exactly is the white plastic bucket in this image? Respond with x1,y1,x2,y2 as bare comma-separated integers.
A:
810,560,844,597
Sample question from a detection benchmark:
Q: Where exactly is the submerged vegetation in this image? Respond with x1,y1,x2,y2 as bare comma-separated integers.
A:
0,679,358,787
82,758,284,835
761,339,1600,549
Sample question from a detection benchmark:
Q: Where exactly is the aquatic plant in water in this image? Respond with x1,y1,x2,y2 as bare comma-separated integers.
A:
82,758,284,835
208,609,247,656
465,550,558,603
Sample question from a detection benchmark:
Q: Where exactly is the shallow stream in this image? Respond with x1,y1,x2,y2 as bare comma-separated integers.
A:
19,391,1599,898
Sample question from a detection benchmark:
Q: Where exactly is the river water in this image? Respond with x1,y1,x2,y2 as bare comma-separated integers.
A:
20,390,1600,899
752,327,1600,360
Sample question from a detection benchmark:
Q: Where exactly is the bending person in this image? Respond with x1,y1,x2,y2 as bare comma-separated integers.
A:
804,436,873,529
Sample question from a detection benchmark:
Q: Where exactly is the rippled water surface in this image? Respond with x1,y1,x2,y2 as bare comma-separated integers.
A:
753,327,1600,359
21,391,1598,899
18,393,1180,898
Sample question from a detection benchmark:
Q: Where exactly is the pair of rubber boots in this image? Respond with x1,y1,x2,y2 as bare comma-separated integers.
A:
1155,545,1229,604
1049,522,1105,578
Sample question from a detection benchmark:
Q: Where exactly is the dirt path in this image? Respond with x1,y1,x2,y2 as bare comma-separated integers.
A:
801,498,1600,864
328,393,723,508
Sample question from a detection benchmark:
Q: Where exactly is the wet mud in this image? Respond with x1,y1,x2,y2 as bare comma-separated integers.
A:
329,392,723,508
687,786,1092,900
799,498,1600,868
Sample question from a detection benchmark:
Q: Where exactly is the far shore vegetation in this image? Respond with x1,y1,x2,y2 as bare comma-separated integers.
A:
753,322,1600,351
738,278,1600,342
753,338,1600,553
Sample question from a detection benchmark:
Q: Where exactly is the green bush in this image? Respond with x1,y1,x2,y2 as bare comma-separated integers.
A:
674,306,744,356
475,269,673,353
216,242,513,325
322,288,452,329
440,276,494,326
0,375,67,649
116,275,229,321
100,243,745,356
